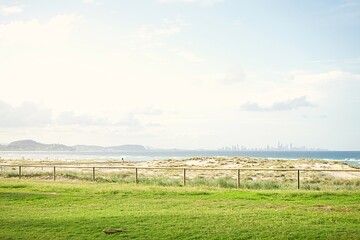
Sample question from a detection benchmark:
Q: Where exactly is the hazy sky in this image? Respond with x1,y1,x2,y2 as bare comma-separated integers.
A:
1,0,360,150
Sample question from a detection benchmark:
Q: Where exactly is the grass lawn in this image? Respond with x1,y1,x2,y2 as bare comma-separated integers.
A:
0,178,359,239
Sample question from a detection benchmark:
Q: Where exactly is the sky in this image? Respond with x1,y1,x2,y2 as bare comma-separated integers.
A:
0,0,360,150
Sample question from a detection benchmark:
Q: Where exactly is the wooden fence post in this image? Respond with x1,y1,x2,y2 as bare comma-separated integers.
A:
183,168,186,186
237,169,241,189
135,168,138,184
92,167,96,181
53,166,56,181
19,166,22,179
297,170,300,190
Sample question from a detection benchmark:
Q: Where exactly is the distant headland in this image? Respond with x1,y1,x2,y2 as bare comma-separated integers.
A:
0,140,147,152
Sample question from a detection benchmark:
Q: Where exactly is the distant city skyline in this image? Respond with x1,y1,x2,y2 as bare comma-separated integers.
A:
218,142,327,152
1,1,360,150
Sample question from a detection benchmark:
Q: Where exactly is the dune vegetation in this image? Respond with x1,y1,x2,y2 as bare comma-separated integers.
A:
1,157,359,191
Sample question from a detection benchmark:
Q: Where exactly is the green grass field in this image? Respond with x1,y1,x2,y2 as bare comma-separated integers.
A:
0,178,359,239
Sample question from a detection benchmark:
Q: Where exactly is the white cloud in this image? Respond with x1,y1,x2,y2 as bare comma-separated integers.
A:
221,66,246,84
133,107,163,115
131,20,196,62
238,70,360,109
0,101,52,128
82,0,102,6
115,114,145,132
195,65,247,87
0,99,162,136
158,0,223,6
290,70,360,83
56,111,109,126
241,96,316,112
136,24,181,45
310,57,360,65
128,21,184,64
0,5,23,16
173,49,205,62
0,13,80,46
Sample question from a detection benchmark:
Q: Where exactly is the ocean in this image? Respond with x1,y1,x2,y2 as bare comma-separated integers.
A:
1,150,360,166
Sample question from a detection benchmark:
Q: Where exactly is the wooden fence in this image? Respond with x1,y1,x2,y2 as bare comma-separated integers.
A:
1,164,360,190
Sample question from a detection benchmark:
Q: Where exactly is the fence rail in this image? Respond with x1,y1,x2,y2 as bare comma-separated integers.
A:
1,164,360,190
